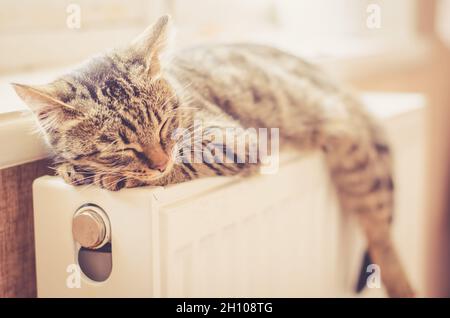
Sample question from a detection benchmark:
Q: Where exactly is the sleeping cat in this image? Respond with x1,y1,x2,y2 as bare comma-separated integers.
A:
13,15,413,297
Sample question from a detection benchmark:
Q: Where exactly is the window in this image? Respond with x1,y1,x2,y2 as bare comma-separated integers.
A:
0,0,424,114
0,0,165,74
0,0,421,73
171,0,419,58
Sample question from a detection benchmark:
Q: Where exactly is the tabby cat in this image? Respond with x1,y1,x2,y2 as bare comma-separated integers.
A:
13,15,413,297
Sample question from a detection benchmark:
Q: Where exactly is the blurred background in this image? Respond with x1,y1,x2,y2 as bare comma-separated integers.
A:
0,0,449,297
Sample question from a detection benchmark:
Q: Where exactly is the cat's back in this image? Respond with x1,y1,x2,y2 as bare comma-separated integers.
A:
168,43,347,132
171,43,320,80
170,43,340,99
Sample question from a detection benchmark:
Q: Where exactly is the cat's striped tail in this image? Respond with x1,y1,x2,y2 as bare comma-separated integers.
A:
319,105,414,297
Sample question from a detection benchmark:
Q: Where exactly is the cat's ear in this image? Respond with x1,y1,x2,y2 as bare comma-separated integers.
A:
12,83,78,124
127,14,172,76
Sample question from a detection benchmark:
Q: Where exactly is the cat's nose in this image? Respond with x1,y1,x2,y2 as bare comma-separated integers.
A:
143,144,170,172
146,149,170,172
150,159,169,173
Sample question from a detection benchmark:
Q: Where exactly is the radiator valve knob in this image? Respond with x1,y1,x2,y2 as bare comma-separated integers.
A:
72,206,110,249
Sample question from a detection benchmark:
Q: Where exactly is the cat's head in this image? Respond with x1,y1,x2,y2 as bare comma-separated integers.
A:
13,15,182,185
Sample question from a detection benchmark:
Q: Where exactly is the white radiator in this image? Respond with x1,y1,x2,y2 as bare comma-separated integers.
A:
32,93,427,297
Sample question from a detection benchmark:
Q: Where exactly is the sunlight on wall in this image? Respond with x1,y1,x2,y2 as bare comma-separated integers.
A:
437,0,450,46
172,0,419,58
0,0,421,73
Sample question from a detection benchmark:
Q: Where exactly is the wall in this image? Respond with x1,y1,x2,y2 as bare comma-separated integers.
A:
0,159,51,297
437,0,450,46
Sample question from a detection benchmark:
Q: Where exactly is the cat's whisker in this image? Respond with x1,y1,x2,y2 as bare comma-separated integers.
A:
102,176,128,191
164,105,199,118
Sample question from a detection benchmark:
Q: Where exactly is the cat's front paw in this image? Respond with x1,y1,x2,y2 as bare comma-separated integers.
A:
93,174,141,191
98,175,149,191
56,163,94,186
93,174,126,191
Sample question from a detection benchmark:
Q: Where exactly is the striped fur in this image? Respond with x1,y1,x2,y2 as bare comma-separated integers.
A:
14,15,413,297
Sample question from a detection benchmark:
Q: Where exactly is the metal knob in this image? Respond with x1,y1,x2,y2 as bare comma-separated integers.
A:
72,205,110,249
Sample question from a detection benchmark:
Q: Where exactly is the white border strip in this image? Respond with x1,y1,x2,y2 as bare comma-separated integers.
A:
0,111,51,169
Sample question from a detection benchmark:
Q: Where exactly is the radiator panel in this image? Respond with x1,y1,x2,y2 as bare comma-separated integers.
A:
158,154,363,297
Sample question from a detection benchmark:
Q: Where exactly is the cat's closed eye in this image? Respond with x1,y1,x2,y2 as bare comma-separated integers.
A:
95,155,133,167
159,118,171,139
